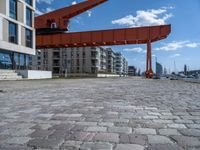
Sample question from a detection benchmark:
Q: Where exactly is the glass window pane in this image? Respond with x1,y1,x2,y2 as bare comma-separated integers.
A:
9,0,17,19
9,22,18,44
26,29,32,48
0,51,13,69
26,0,32,6
26,7,32,26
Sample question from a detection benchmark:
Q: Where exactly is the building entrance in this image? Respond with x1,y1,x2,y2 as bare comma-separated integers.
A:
0,50,29,70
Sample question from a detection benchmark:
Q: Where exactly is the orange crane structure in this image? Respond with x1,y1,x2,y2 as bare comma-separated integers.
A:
35,0,171,78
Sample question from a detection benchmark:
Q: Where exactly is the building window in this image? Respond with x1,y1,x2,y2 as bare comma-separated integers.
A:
9,0,17,20
26,29,32,48
26,7,32,26
0,51,13,69
9,22,18,44
26,0,32,6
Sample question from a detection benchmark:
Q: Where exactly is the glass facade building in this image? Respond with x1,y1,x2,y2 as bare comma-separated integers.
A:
0,50,29,70
0,0,35,70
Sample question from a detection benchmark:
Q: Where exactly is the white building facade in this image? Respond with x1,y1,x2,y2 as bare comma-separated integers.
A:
115,52,128,76
30,47,108,77
30,47,128,77
0,0,35,70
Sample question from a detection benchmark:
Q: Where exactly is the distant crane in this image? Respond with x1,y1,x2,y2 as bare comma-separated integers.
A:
35,0,171,78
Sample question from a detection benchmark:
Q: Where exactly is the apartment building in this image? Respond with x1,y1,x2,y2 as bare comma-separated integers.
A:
0,0,35,70
30,47,129,77
30,47,108,77
106,48,116,73
128,66,137,76
115,52,128,76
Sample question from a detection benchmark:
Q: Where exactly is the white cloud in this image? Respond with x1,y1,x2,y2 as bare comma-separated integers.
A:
186,43,200,48
87,11,92,17
123,47,146,53
155,41,200,51
111,7,173,27
171,53,181,58
72,1,77,5
35,7,54,16
45,7,54,13
36,0,54,4
35,9,43,15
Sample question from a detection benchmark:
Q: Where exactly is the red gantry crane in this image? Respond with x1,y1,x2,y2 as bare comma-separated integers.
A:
35,0,171,78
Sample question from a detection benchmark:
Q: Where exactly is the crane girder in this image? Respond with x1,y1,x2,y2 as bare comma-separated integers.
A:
36,25,171,48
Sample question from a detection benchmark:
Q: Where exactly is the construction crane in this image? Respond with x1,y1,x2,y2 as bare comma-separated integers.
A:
35,0,171,78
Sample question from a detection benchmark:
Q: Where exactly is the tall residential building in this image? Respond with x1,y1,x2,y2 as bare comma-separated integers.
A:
30,47,109,77
106,48,116,73
128,66,137,76
30,47,129,77
115,52,128,76
0,0,35,70
156,62,163,76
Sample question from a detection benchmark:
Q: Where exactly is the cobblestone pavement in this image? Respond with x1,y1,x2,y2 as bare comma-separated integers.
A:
0,78,200,150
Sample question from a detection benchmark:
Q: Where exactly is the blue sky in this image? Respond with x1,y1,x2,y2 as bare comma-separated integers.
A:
36,0,200,72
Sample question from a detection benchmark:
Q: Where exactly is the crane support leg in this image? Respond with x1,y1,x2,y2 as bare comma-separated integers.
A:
146,41,153,78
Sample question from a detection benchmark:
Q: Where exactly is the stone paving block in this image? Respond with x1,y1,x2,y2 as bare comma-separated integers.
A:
0,144,28,150
171,135,200,148
98,122,114,127
0,135,8,144
27,138,64,149
71,125,87,132
70,132,95,142
152,119,173,124
141,123,167,129
120,113,142,119
0,122,7,127
179,129,200,137
167,124,187,129
103,119,129,124
148,135,174,144
129,134,148,146
175,119,194,124
6,137,31,145
50,123,74,131
31,124,52,130
115,144,144,150
54,114,83,117
30,129,53,138
81,142,113,150
108,126,132,134
94,133,119,143
144,107,158,110
37,113,54,118
134,128,156,135
86,126,107,132
119,134,130,143
147,144,184,150
148,112,161,116
188,148,200,150
48,129,67,139
85,117,103,122
159,129,181,136
160,116,180,120
143,116,159,119
60,140,82,149
16,129,35,136
186,124,200,129
76,121,97,126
